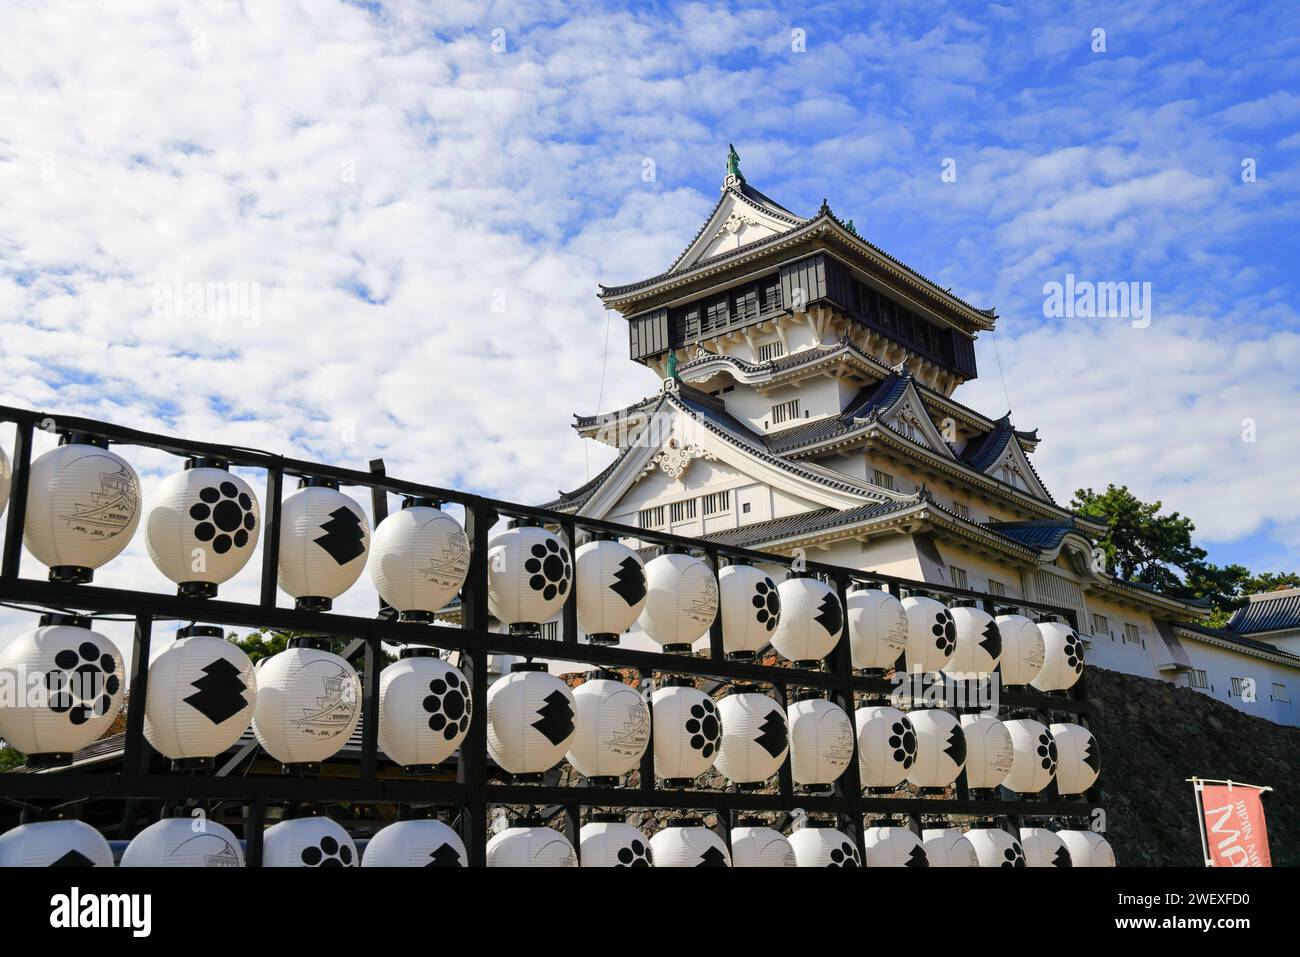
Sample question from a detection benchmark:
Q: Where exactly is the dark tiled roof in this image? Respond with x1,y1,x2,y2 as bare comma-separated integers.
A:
1177,621,1300,663
1227,590,1300,635
765,374,908,454
696,499,921,549
985,520,1075,551
961,418,1014,470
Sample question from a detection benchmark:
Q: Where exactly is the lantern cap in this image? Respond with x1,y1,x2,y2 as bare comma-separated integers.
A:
37,613,92,629
57,431,109,449
728,682,762,695
658,544,687,556
952,598,977,608
848,581,881,593
585,668,624,682
791,687,826,702
176,624,224,640
661,675,695,688
804,818,841,829
666,817,705,828
399,646,439,659
516,816,549,828
509,661,548,673
784,568,815,581
1036,613,1061,623
506,517,542,530
183,455,228,471
588,813,628,823
288,635,334,651
734,816,770,827
297,475,339,489
400,495,441,509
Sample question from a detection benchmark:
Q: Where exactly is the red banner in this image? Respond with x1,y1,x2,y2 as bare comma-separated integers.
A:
1197,783,1272,867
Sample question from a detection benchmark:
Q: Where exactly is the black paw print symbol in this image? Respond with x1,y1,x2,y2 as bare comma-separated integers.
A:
932,610,956,655
685,698,721,758
828,840,860,867
423,670,471,741
1036,732,1058,774
1064,631,1084,673
524,538,571,601
189,482,256,555
1002,841,1026,868
751,577,780,631
300,835,354,867
615,838,652,867
888,717,917,769
47,642,119,726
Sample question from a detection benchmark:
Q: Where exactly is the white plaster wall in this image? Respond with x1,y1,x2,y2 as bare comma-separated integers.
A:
1174,638,1299,727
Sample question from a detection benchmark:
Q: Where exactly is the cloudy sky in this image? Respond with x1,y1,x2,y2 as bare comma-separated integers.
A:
1,0,1298,650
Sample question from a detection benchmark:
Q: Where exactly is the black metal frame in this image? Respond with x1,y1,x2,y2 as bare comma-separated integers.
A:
0,404,1101,866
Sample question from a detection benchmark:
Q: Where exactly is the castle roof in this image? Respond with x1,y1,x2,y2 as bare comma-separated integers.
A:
1227,588,1300,635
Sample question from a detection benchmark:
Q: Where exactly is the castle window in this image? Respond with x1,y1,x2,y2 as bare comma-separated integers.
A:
1273,683,1290,704
732,286,759,323
1124,623,1140,646
669,499,697,524
756,340,785,362
770,398,800,425
1229,676,1252,699
1093,614,1110,639
702,490,731,515
950,566,968,590
987,579,1006,597
638,505,665,529
702,296,729,334
760,278,782,313
1188,669,1209,689
873,469,895,491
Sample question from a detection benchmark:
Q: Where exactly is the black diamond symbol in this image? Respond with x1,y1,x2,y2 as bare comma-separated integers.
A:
905,844,929,868
531,690,574,746
49,849,95,867
754,708,787,758
978,620,1002,660
697,845,727,867
814,592,843,636
183,658,248,725
314,506,366,564
609,556,647,607
427,843,463,867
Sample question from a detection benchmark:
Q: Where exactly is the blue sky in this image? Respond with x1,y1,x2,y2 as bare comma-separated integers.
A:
1,0,1298,614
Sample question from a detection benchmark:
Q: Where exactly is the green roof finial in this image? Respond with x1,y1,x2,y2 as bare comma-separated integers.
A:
726,143,744,184
666,351,680,381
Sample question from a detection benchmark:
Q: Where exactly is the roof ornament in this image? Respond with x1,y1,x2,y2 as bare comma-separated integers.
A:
844,218,859,237
818,197,830,216
724,143,745,187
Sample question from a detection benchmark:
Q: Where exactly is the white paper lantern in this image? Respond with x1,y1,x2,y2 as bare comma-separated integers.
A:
995,613,1045,687
847,586,907,670
378,650,471,770
959,714,1014,790
277,480,370,611
649,819,730,867
921,827,978,867
943,601,1001,676
787,692,854,791
362,819,466,867
369,500,469,621
718,562,780,658
900,594,956,673
263,816,357,867
0,443,10,520
966,826,1026,867
854,705,916,790
566,670,649,784
1032,619,1085,691
715,687,788,787
486,821,577,867
121,816,244,867
1049,721,1100,795
1004,718,1057,794
486,663,576,778
637,551,718,651
906,708,966,789
0,617,124,763
144,625,256,762
578,816,653,867
862,826,928,867
24,439,141,582
651,679,722,785
1057,829,1116,867
251,641,361,766
771,575,842,665
487,523,572,631
1020,827,1074,867
145,463,260,597
575,538,647,644
790,823,861,867
730,821,796,867
0,819,114,867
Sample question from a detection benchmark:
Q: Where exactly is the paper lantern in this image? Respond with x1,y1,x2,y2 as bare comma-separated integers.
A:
566,670,650,784
649,819,730,867
369,499,469,621
715,686,788,788
789,823,861,867
1057,830,1116,867
578,815,653,867
486,663,576,779
378,650,471,770
486,821,577,867
1032,619,1085,691
959,714,1014,790
966,826,1027,867
362,819,467,867
0,443,10,519
651,678,722,785
637,551,718,651
251,641,361,766
121,816,244,867
487,523,572,632
862,826,928,867
847,586,907,671
900,594,956,673
921,827,978,867
718,562,780,658
770,574,842,665
994,613,1045,687
787,692,854,791
0,617,124,764
0,820,114,867
24,438,141,582
1020,828,1073,867
854,705,916,790
906,708,966,790
1049,721,1101,795
144,625,256,763
145,462,260,597
263,816,357,867
277,479,370,611
730,821,796,867
943,601,1001,676
575,537,647,644
1003,718,1056,794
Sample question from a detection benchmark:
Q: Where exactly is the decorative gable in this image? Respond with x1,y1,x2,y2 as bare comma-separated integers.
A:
875,382,956,460
670,186,805,274
985,436,1053,502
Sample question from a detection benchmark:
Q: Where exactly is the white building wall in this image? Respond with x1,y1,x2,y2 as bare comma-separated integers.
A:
1173,638,1299,727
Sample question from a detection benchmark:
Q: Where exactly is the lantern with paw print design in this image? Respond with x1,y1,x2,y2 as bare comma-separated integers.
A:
854,704,915,791
1003,718,1057,794
1032,617,1085,692
966,824,1027,868
488,522,572,634
263,816,357,868
378,649,471,771
578,815,653,867
651,677,722,787
718,562,780,659
789,821,861,867
900,593,956,673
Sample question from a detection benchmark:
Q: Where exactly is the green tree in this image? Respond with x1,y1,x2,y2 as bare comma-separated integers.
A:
226,629,395,668
0,745,24,772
